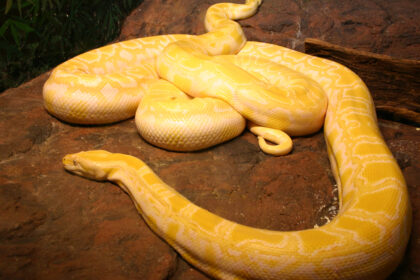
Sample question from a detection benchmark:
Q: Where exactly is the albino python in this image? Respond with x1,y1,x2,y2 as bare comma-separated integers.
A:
43,0,411,279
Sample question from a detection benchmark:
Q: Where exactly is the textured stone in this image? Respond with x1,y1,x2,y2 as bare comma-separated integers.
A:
119,0,420,59
0,0,419,279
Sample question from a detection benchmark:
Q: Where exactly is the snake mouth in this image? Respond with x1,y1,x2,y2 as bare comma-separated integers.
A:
62,151,113,181
62,154,79,171
62,154,95,179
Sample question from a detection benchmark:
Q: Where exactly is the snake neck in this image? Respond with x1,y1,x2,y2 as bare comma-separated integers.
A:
198,0,262,55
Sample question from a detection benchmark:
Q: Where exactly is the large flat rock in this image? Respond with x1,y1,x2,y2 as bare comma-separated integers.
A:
120,0,420,59
1,0,419,279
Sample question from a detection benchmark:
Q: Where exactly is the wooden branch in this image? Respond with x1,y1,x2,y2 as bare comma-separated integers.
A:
304,38,420,125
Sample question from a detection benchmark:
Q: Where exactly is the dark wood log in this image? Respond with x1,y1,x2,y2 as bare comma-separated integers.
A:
304,38,420,125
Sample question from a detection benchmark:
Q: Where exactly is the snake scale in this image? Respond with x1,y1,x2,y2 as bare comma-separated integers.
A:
43,0,411,279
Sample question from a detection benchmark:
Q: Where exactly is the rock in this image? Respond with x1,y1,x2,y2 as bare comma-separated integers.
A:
0,0,419,279
119,0,420,60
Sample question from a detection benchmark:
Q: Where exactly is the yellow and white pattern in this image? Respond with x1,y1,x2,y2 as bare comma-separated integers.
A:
46,0,411,279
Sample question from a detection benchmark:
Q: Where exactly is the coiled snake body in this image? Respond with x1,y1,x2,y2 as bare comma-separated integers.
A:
44,0,411,279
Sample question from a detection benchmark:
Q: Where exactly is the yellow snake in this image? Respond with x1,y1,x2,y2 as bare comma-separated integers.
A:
44,0,411,279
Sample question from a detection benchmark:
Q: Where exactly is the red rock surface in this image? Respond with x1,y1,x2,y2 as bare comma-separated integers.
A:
119,0,420,59
0,0,419,279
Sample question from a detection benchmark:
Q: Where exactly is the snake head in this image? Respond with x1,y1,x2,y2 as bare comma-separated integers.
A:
62,150,114,181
